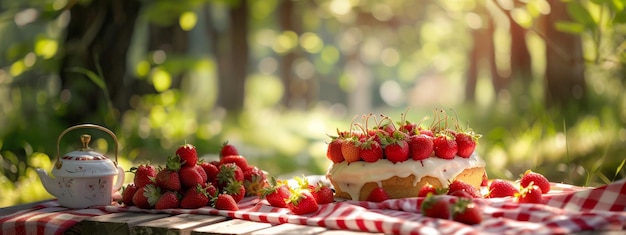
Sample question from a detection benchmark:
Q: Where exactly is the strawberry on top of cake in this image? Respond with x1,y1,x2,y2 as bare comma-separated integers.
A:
325,109,487,201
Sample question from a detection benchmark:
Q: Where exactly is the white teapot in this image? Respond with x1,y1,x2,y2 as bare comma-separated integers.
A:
36,124,124,208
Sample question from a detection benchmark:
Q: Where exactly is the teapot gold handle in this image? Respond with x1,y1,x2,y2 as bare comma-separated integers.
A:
56,124,119,165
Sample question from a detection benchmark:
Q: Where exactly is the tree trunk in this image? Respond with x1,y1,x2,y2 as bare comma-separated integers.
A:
466,4,501,101
278,1,309,108
509,18,532,83
60,0,141,125
505,0,534,108
215,1,248,112
278,0,292,107
206,3,229,109
486,18,504,93
228,0,249,111
466,30,479,101
543,1,586,108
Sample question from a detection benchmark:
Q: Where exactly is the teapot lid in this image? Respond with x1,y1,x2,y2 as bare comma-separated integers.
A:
61,135,109,161
52,124,120,178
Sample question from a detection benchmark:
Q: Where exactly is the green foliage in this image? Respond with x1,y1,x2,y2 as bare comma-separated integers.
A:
559,0,626,63
142,0,210,26
0,0,625,208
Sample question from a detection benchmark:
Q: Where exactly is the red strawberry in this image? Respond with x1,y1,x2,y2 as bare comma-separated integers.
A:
155,168,181,192
433,133,458,159
131,164,156,189
446,129,458,136
219,141,239,158
419,128,434,137
206,183,218,198
455,131,479,158
262,177,291,208
155,155,182,191
180,184,209,209
359,139,383,162
421,195,451,219
200,161,219,184
180,164,206,188
176,143,198,167
384,144,410,162
122,184,138,206
308,182,334,204
155,191,180,209
367,129,387,144
449,190,474,199
517,184,543,204
326,137,345,163
379,121,397,136
384,132,410,163
367,187,389,202
418,184,443,197
452,198,482,225
481,172,489,187
213,193,239,211
286,189,319,215
409,134,434,160
132,184,160,209
399,121,417,136
215,163,244,190
341,138,361,163
243,166,268,196
196,164,208,183
520,170,550,194
210,160,220,168
448,180,482,198
223,179,246,203
220,155,249,172
487,179,519,198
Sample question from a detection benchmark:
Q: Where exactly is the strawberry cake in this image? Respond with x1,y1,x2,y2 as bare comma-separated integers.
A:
325,111,487,201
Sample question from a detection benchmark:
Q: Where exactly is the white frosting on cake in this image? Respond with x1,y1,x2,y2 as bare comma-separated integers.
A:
326,153,486,200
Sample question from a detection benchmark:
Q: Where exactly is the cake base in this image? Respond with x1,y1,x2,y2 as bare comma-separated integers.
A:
329,167,485,201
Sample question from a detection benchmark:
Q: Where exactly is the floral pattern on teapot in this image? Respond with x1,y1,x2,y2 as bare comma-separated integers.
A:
57,178,74,198
84,178,108,202
55,177,109,202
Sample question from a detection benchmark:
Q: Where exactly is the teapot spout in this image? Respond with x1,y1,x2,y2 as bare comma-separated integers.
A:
36,168,60,197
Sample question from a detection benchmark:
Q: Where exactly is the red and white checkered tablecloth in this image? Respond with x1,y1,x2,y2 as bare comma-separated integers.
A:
2,179,625,235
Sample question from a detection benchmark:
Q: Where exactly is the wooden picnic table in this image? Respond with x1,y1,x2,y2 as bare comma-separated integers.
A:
0,201,381,235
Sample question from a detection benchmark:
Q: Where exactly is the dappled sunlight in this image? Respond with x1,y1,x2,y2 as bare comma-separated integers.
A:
179,11,197,31
274,31,299,54
245,75,283,109
0,0,625,208
299,32,324,54
34,38,57,59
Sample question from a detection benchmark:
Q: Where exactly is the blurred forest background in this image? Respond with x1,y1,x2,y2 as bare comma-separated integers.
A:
1,0,625,207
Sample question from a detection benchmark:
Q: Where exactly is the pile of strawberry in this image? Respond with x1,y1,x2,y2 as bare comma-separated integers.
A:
416,170,550,202
261,176,334,215
421,193,483,225
121,142,268,211
326,109,481,164
417,170,552,224
486,170,551,203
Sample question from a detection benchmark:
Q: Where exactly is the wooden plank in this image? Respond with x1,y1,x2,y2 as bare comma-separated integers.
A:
191,219,272,235
132,214,228,235
0,201,42,217
72,212,170,235
251,223,327,235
